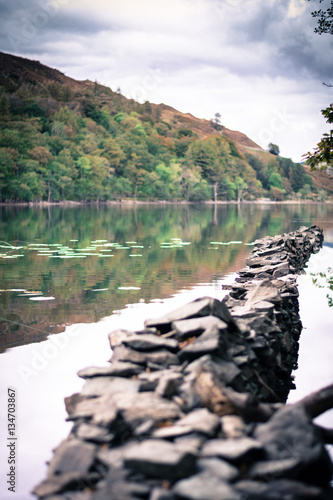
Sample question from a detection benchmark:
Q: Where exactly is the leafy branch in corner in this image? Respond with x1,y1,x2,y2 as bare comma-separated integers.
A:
308,0,333,34
305,1,333,170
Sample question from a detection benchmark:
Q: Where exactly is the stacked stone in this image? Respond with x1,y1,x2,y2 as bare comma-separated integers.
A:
33,225,333,500
223,225,324,403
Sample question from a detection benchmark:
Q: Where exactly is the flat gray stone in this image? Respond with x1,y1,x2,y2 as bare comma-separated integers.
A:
248,457,301,480
78,362,144,378
154,408,220,439
145,297,235,332
172,315,228,339
108,328,158,349
254,405,333,485
273,262,291,277
137,369,170,391
123,333,178,352
108,329,138,349
32,471,96,498
67,396,113,422
173,471,241,500
201,437,264,463
184,356,241,386
177,408,220,436
111,345,180,367
155,371,183,398
150,488,176,500
234,479,326,499
93,392,181,427
91,468,150,500
245,282,282,306
220,415,246,439
97,442,137,469
46,438,96,477
75,423,114,443
81,376,140,397
179,326,221,359
197,458,239,482
124,439,197,479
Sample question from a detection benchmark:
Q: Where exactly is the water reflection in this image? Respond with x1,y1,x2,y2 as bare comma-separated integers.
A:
1,203,333,352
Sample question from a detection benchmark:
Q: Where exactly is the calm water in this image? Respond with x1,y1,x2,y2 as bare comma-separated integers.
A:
0,203,332,499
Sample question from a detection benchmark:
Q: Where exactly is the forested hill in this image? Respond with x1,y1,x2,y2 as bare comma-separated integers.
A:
0,51,332,203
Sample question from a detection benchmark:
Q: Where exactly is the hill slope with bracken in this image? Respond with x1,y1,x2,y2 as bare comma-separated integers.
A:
0,50,332,202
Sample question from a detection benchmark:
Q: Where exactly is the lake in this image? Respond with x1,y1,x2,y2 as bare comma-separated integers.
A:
0,202,332,499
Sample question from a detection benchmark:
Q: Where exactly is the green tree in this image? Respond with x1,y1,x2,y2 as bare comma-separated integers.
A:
268,143,280,155
270,186,284,201
234,177,247,203
0,94,10,116
304,104,333,172
268,171,284,190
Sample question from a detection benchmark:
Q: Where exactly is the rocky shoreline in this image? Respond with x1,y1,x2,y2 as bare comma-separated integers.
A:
33,225,333,500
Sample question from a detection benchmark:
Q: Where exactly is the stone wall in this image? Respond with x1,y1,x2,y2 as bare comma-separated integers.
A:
33,225,333,500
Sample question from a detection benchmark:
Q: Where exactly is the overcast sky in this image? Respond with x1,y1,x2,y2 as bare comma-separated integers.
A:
0,0,332,161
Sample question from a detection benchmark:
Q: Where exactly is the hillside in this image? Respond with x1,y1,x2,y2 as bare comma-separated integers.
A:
0,50,331,203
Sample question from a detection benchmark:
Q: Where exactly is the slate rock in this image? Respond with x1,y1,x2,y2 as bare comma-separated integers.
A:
78,362,144,378
66,395,110,422
97,441,137,469
145,297,235,333
201,437,264,463
220,415,246,439
197,457,239,482
184,356,241,386
155,371,183,398
273,262,291,277
75,423,114,443
91,468,151,500
108,329,139,349
32,471,98,498
111,344,180,367
81,376,140,397
124,439,197,479
176,408,220,436
172,315,228,339
179,326,222,360
138,369,171,391
254,404,333,486
150,488,176,500
245,315,280,335
247,457,301,480
245,282,282,306
46,438,96,477
154,408,220,439
172,471,241,500
45,493,92,500
123,333,178,352
93,391,181,427
174,435,206,453
235,479,328,500
65,392,88,416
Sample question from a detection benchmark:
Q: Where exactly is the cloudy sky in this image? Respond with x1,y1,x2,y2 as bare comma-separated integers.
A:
0,0,332,161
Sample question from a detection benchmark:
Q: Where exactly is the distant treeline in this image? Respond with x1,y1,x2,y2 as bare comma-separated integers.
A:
0,76,318,203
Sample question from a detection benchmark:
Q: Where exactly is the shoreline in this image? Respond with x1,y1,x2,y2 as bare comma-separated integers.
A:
1,199,333,208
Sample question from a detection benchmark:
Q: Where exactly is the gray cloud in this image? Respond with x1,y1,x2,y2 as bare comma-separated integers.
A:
0,0,113,54
0,0,331,161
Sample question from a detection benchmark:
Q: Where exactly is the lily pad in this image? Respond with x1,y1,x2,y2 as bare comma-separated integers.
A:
118,286,141,291
29,296,56,301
